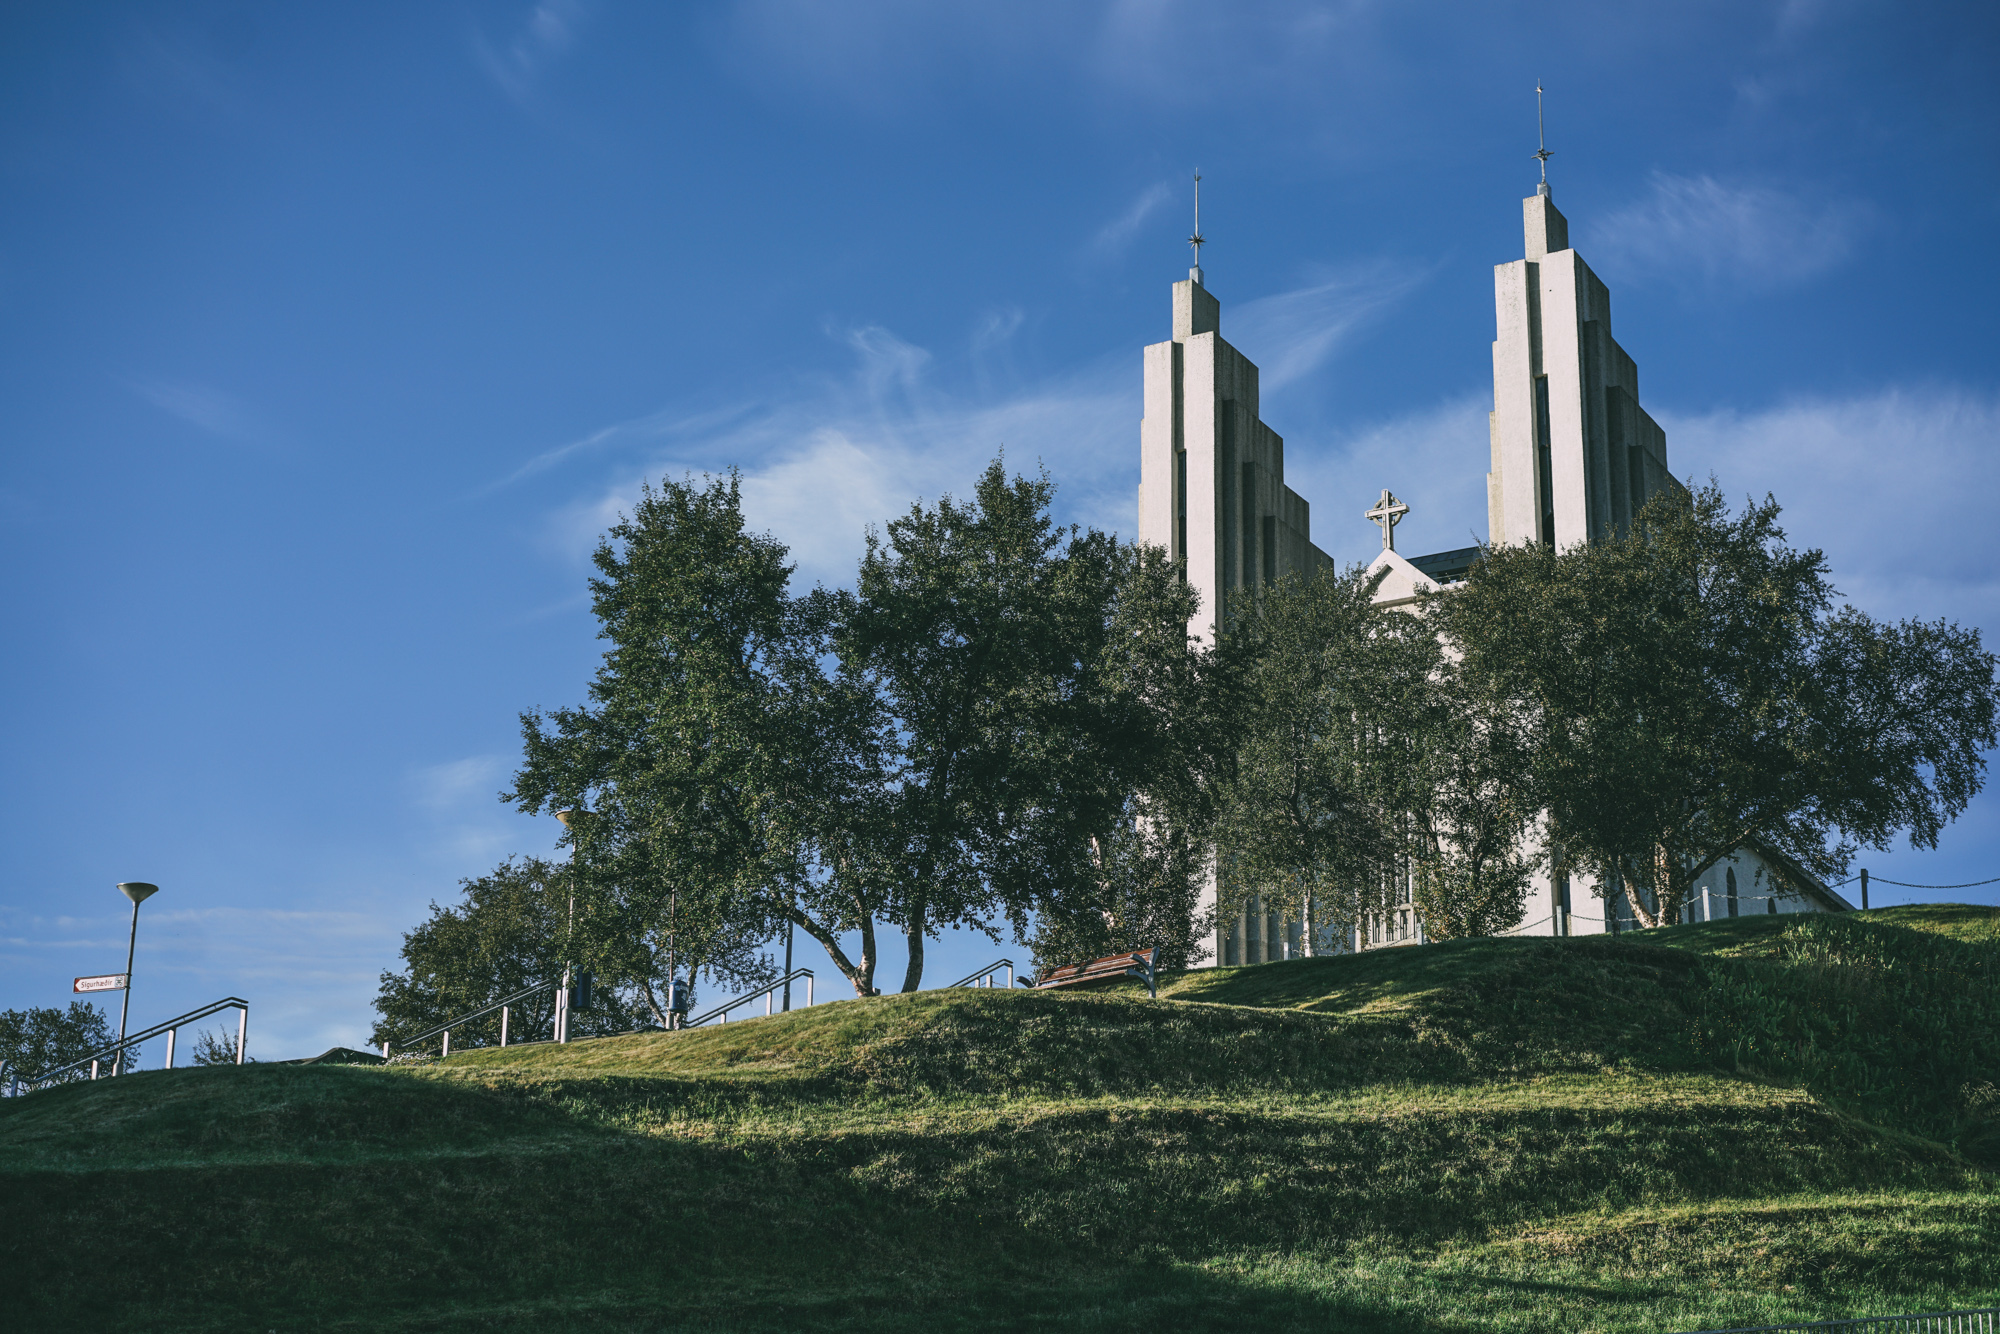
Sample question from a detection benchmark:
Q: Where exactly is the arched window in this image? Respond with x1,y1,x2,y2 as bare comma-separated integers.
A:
1726,868,1739,918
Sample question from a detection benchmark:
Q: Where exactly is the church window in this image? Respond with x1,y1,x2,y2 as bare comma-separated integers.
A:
1534,375,1554,546
1726,868,1738,917
1173,447,1187,566
1767,893,1777,915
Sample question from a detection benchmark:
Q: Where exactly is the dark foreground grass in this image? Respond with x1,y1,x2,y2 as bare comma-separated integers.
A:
4,908,1997,1332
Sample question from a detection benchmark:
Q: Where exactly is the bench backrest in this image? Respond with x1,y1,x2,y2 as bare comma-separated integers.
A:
1033,947,1158,996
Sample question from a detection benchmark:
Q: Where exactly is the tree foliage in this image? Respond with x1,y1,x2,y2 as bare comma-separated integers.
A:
844,461,1215,987
1437,482,2000,928
507,472,850,995
371,857,650,1051
0,1003,120,1081
1023,543,1226,973
1214,565,1407,949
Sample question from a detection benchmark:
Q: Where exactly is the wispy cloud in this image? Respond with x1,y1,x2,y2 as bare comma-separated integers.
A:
501,262,1426,589
132,378,269,446
543,326,1139,590
1585,172,1868,291
0,902,399,1059
475,0,587,103
1283,395,1492,567
407,755,521,863
1229,261,1430,394
1660,386,2000,629
1091,181,1175,257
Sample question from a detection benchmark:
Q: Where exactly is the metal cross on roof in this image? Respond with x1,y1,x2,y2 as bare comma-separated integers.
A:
1366,489,1409,551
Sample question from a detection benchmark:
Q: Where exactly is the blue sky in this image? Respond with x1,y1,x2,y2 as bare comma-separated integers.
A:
4,1,1998,1060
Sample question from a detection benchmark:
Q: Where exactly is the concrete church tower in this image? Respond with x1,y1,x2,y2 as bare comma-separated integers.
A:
1136,232,1332,968
1136,269,1331,647
1487,184,1673,549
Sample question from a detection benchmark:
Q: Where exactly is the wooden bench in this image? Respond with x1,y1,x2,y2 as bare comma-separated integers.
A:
1032,947,1158,998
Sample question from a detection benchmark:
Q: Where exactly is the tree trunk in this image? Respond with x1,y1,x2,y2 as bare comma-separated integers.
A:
784,905,879,997
901,901,927,993
637,975,670,1029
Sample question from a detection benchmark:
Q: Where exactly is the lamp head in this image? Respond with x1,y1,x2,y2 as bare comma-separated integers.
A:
554,809,591,829
118,882,160,905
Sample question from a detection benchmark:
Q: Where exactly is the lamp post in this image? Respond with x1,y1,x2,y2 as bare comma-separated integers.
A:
554,809,589,1043
112,882,159,1076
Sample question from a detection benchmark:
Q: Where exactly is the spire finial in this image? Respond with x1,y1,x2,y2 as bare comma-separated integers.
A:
1188,170,1205,283
1533,81,1553,196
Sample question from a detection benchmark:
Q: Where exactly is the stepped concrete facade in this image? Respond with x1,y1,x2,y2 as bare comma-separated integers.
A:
1138,191,1853,968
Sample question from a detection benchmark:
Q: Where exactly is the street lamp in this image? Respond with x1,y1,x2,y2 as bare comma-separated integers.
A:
112,882,159,1076
554,809,589,1043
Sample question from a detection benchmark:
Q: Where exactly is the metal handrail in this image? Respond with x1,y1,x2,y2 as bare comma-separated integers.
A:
948,958,1019,989
687,969,815,1027
1677,1307,1999,1334
16,996,249,1090
390,979,560,1053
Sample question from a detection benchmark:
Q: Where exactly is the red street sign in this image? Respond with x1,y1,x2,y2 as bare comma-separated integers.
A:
74,974,127,993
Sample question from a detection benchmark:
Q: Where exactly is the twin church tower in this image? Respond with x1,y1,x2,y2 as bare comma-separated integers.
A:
1135,179,1680,963
1137,181,1673,649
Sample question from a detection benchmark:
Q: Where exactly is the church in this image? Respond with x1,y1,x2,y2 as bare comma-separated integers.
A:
1135,179,1856,967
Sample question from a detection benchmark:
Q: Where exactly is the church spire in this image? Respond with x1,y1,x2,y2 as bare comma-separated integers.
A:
1533,81,1553,198
1188,170,1206,284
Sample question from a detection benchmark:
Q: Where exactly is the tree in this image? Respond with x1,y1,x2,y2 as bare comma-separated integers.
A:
508,472,883,999
841,459,1201,990
1215,565,1423,951
1390,626,1543,939
1025,543,1226,973
0,1003,121,1082
1439,482,2000,928
371,858,649,1051
189,1026,250,1066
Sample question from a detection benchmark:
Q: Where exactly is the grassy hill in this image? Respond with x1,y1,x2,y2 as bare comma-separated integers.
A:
4,905,1997,1332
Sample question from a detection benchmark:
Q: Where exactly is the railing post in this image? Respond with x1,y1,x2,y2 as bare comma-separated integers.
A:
382,1041,389,1059
442,1029,450,1058
501,1006,509,1047
807,975,813,1008
90,1060,98,1080
236,1005,247,1066
166,1028,176,1070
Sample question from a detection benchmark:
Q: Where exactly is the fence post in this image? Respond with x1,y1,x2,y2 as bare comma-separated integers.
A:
381,1041,389,1059
501,1006,509,1048
807,975,813,1008
236,1006,247,1066
166,1028,176,1070
90,1060,98,1080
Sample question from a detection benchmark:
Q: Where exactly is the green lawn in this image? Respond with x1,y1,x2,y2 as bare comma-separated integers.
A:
4,906,1996,1332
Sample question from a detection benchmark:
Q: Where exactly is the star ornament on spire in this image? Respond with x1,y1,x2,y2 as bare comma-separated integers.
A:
1188,170,1205,281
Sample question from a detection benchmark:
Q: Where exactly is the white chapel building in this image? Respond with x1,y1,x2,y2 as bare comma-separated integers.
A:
1136,183,1855,967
